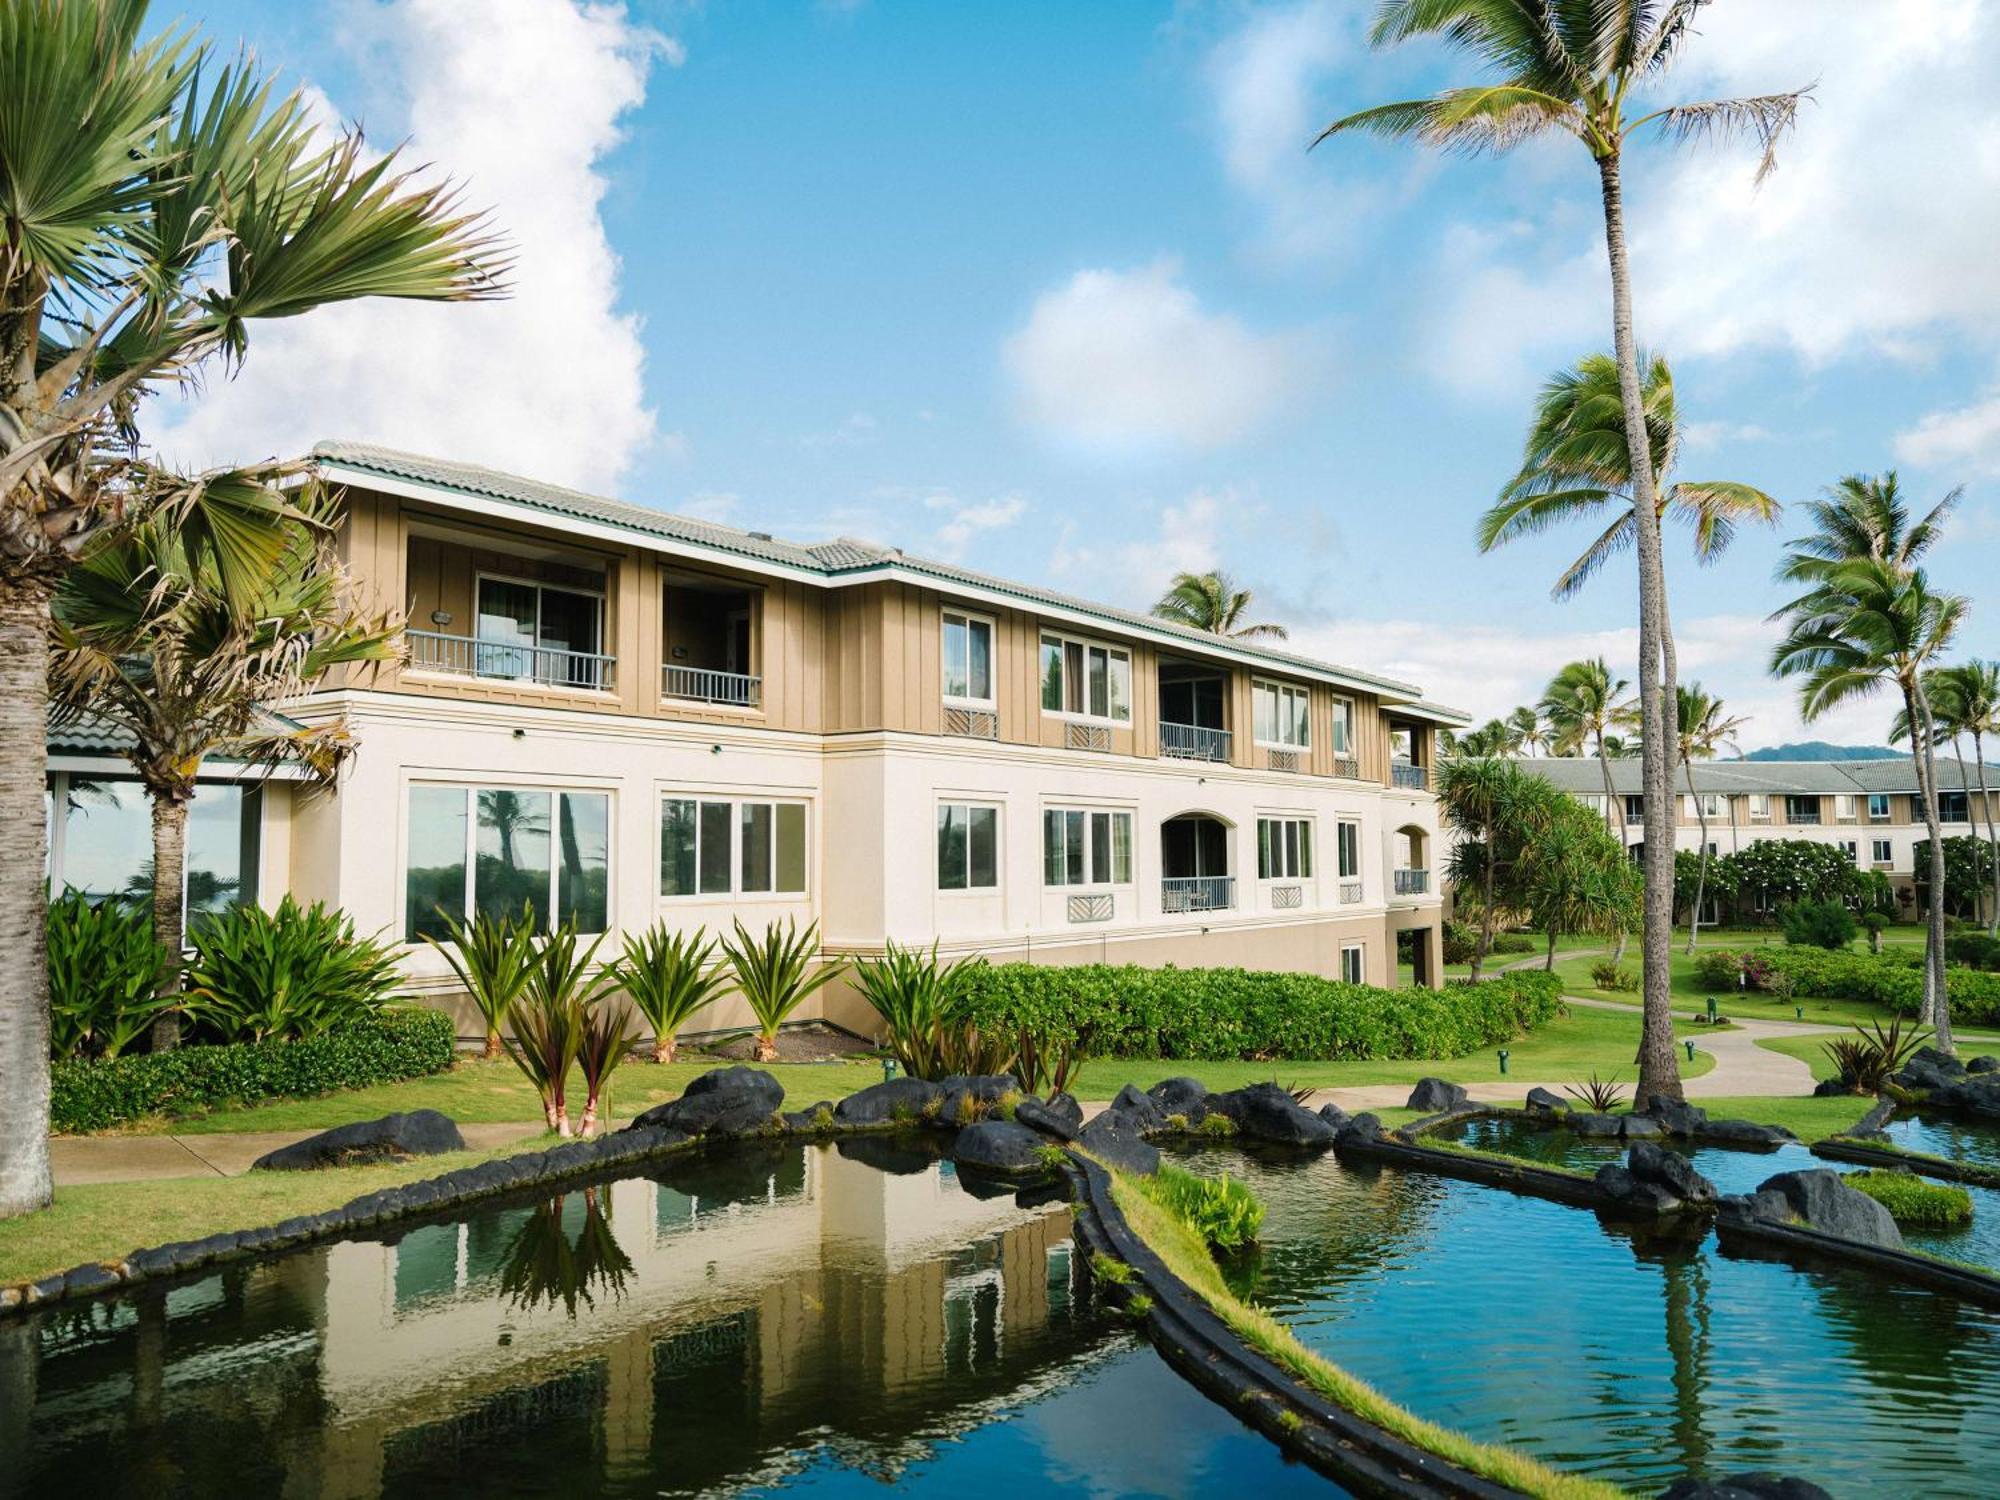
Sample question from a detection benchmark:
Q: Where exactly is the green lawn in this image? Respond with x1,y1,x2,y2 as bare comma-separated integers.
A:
1667,1093,1877,1143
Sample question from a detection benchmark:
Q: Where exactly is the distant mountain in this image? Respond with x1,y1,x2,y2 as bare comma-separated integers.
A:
1739,741,1900,763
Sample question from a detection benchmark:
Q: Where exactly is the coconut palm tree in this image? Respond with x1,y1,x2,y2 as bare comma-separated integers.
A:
1152,570,1289,641
1506,704,1548,756
1451,718,1516,758
1675,684,1746,953
1897,662,2000,935
1773,478,1967,1046
1542,657,1638,957
49,474,399,1046
0,0,505,1218
1318,0,1807,1105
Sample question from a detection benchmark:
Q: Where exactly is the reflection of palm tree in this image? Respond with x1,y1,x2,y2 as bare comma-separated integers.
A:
499,1189,633,1317
480,790,548,871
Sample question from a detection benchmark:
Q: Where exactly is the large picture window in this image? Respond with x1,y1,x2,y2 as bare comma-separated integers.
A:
1039,632,1131,723
406,784,609,942
1252,679,1311,749
1257,817,1313,880
942,611,995,705
660,795,807,898
1042,807,1132,886
48,775,259,927
475,574,606,689
937,803,999,890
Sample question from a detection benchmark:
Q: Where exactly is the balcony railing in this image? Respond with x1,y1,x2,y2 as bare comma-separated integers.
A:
1391,762,1429,791
1392,868,1430,896
662,664,761,708
1159,721,1231,763
408,630,616,692
1787,809,1822,826
1161,876,1235,913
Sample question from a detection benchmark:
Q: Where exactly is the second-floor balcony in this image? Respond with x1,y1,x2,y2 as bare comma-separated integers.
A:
408,630,617,693
662,663,762,708
1391,761,1429,791
1161,875,1235,913
1787,808,1822,826
1393,867,1430,896
1159,721,1231,763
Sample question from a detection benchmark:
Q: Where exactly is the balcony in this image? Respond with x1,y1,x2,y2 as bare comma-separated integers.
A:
1787,810,1822,826
1391,762,1429,791
1162,876,1235,913
1393,868,1430,896
408,630,616,692
662,664,761,708
1159,721,1231,763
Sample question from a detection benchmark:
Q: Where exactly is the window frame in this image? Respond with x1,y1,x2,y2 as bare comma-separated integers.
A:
1256,816,1314,881
1867,794,1892,821
1038,630,1133,725
1839,840,1859,861
658,791,809,901
1252,678,1312,750
941,608,998,709
1042,805,1134,887
1871,837,1894,864
470,569,608,686
1339,942,1366,985
1329,696,1355,757
1336,819,1361,880
936,801,1001,892
1940,790,1970,823
406,780,613,942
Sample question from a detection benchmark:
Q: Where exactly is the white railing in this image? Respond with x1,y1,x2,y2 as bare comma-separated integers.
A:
662,664,761,708
1339,880,1363,904
1787,809,1822,826
407,630,616,692
1391,762,1428,791
1393,868,1430,896
1159,721,1231,762
1162,876,1235,913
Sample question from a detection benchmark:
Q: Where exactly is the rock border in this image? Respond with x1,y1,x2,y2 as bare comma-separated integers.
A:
1810,1136,2000,1190
1713,1205,2000,1309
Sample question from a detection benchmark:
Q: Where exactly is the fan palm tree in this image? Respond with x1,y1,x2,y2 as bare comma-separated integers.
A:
50,475,400,1047
1318,0,1807,1106
1897,662,2000,936
1773,479,1966,1046
0,0,505,1218
1152,570,1289,640
1675,684,1746,952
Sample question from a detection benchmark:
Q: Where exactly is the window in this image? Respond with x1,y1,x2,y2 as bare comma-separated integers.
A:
1257,818,1313,880
1253,680,1311,749
1340,944,1366,984
474,575,606,688
942,611,994,705
660,795,806,899
1839,840,1859,861
407,784,609,941
1749,794,1771,818
1872,838,1893,864
938,803,999,890
1039,633,1131,722
1330,697,1355,756
1835,795,1857,821
1940,791,1970,823
1785,795,1820,823
1700,793,1722,818
1337,821,1361,879
49,775,259,927
1868,794,1891,821
1624,794,1645,824
1043,808,1132,886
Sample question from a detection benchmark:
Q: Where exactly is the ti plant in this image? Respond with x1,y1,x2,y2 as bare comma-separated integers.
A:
505,919,618,1136
1564,1073,1627,1113
721,918,848,1063
609,923,732,1062
428,904,539,1059
1822,1018,1928,1095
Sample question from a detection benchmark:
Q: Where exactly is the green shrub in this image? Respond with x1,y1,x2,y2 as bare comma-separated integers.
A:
1820,1017,1927,1093
1946,932,2000,972
1846,1170,1973,1228
1441,919,1478,965
1692,948,1742,991
49,1008,457,1133
181,897,403,1043
1778,899,1859,950
1588,960,1638,993
952,965,1563,1062
1742,947,2000,1025
1139,1164,1266,1250
1489,931,1538,955
46,890,175,1060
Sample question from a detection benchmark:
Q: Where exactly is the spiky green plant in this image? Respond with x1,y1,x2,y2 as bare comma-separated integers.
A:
721,919,847,1062
427,904,539,1059
574,996,642,1138
44,889,174,1059
610,923,731,1063
504,920,613,1136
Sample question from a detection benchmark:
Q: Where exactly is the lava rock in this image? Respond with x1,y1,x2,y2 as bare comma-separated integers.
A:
938,1073,1019,1125
1042,1092,1085,1129
630,1067,784,1136
1969,1054,2000,1075
1078,1109,1160,1175
1569,1112,1625,1138
781,1108,835,1133
1657,1473,1832,1500
1643,1095,1709,1138
1209,1082,1338,1145
1147,1077,1211,1120
1697,1118,1796,1148
1317,1101,1350,1130
1524,1086,1569,1114
1110,1083,1165,1130
1896,1046,1968,1093
1014,1097,1080,1142
832,1075,943,1125
251,1110,465,1172
1627,1142,1717,1206
1593,1165,1686,1215
1620,1115,1664,1140
1812,1076,1862,1097
952,1120,1052,1177
1406,1077,1470,1113
1746,1168,1902,1250
62,1263,121,1296
1929,1078,2000,1119
834,1134,938,1175
1337,1112,1384,1146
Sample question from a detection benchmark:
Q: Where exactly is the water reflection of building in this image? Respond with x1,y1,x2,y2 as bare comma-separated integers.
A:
9,1143,1089,1500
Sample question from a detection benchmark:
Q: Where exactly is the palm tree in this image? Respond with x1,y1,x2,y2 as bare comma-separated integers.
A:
49,475,399,1046
0,1,504,1218
1152,570,1289,640
1675,684,1746,953
1480,352,1781,599
1437,756,1533,980
1506,704,1547,756
1773,477,1967,1047
1899,662,2000,935
1451,719,1516,757
1542,657,1638,957
1318,0,1807,1106
1518,798,1640,971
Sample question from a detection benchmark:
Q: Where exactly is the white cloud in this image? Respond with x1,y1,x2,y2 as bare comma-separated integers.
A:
1005,261,1306,455
155,0,670,493
925,490,1028,561
1053,489,1224,604
1895,390,2000,475
1682,420,1773,452
678,490,741,523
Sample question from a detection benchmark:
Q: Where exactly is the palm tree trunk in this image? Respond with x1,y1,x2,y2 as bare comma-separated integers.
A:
1975,727,2000,941
1470,817,1498,982
149,793,190,1051
0,580,55,1218
1545,929,1559,971
1909,680,1952,1050
1596,735,1630,964
1948,736,1979,927
1685,761,1710,956
1597,150,1682,1104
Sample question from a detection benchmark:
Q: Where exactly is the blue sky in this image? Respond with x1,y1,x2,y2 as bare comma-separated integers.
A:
166,1,2000,749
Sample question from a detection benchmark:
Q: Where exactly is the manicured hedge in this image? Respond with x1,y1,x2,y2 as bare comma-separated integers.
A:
1721,947,2000,1027
956,964,1564,1062
50,1008,458,1134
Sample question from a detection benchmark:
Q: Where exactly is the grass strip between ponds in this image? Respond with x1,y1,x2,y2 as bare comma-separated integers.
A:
1102,1162,1629,1500
1419,1138,1596,1181
1819,1134,2000,1188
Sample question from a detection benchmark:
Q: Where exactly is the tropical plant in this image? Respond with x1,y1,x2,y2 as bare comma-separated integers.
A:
1437,757,1537,979
1449,718,1517,758
721,919,847,1063
852,939,983,1078
610,923,731,1063
45,889,173,1059
1013,1022,1094,1098
1772,475,1968,1048
1903,661,2000,936
0,0,505,1218
1506,704,1547,756
574,991,642,1138
1319,0,1807,1109
1589,961,1638,993
1820,1018,1926,1095
1541,657,1638,838
505,921,615,1136
179,897,403,1044
1140,1163,1266,1251
1845,1170,1972,1229
51,480,399,1047
1777,899,1859,951
1151,570,1288,640
427,905,539,1059
1515,797,1639,969
1676,683,1747,952
1564,1073,1626,1113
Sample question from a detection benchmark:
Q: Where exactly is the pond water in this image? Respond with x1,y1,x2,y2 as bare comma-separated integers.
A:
1,1137,1333,1500
1880,1110,2000,1172
1170,1138,2000,1498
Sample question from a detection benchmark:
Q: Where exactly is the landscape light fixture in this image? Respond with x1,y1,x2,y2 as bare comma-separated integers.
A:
1497,1048,1510,1075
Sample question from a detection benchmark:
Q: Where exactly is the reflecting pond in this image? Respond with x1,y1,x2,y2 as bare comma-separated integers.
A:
1170,1137,2000,1497
1880,1110,2000,1172
1,1138,1334,1500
